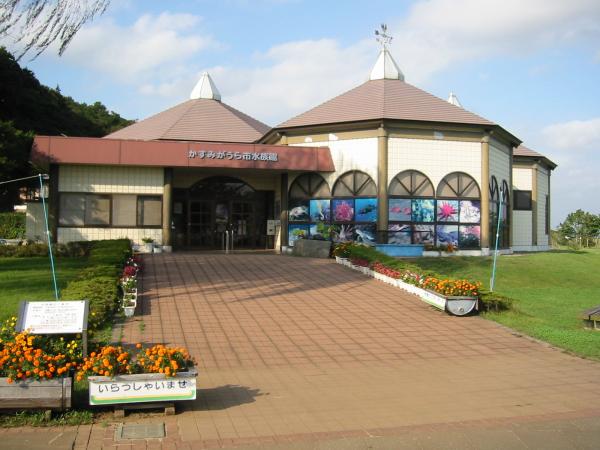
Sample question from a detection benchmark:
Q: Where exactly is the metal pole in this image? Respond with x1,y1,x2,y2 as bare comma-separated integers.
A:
39,174,60,300
490,187,504,292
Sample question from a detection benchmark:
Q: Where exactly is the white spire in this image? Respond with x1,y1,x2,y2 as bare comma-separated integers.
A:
369,48,405,81
370,25,404,81
190,72,221,101
447,92,462,108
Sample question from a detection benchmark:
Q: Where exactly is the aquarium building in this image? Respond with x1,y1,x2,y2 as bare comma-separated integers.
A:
30,47,556,254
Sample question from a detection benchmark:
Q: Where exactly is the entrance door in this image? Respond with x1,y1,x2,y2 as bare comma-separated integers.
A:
188,200,212,247
231,201,254,248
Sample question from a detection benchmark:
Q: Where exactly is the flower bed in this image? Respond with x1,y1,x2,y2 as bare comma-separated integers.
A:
334,243,482,316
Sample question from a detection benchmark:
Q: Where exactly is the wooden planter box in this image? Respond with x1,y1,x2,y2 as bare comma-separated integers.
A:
88,368,197,406
0,377,72,411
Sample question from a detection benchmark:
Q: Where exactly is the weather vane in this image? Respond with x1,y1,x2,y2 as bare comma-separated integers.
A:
375,23,392,49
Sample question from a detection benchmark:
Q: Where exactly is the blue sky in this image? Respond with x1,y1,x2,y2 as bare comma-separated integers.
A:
3,0,600,226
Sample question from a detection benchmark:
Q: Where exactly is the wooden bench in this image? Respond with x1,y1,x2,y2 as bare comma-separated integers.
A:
581,306,600,330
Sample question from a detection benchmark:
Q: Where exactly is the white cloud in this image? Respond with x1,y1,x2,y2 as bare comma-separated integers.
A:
62,12,215,82
390,0,600,82
542,118,600,151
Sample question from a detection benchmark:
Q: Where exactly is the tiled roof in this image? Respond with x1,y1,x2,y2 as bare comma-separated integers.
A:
106,99,270,143
514,145,557,169
276,79,495,129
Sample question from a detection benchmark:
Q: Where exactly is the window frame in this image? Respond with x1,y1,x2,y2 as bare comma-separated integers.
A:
513,190,533,211
58,192,163,229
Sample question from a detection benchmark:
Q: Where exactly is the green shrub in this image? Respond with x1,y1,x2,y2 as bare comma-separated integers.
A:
479,291,514,312
88,239,131,267
13,243,48,257
61,276,119,330
0,212,25,239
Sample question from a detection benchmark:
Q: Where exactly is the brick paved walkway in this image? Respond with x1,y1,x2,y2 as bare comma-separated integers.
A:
5,252,600,450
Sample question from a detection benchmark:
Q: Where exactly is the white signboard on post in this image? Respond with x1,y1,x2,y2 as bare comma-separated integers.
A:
17,301,88,334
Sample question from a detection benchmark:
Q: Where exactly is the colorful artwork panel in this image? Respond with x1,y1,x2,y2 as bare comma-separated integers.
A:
332,199,355,222
413,224,435,245
389,231,411,244
288,224,309,246
331,224,355,243
289,200,310,222
411,199,435,222
459,200,481,223
310,222,333,240
355,198,378,222
309,199,330,222
389,198,411,221
355,224,376,246
437,200,459,222
437,225,459,247
459,225,481,248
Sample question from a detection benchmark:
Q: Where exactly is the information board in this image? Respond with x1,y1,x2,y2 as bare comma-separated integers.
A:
17,300,88,334
267,219,280,236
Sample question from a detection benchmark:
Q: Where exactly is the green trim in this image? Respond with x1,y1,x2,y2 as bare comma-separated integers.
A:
90,391,195,405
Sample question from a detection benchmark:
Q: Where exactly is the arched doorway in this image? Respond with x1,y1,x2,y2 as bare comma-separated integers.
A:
174,176,270,249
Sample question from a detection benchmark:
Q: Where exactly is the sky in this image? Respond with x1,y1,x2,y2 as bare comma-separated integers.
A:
3,0,600,226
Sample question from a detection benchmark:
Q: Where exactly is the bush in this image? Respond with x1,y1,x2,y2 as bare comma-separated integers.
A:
88,239,131,267
0,212,25,239
479,291,514,312
61,276,119,330
0,243,49,257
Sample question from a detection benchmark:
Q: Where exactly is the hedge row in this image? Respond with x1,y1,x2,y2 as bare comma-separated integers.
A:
0,212,25,239
61,240,132,330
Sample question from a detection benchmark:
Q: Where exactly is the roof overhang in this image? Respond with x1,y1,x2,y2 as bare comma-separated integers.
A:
513,155,557,170
31,136,335,172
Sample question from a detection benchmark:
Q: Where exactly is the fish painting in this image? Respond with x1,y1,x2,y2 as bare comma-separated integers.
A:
355,227,376,245
388,199,411,221
289,204,309,221
355,198,377,222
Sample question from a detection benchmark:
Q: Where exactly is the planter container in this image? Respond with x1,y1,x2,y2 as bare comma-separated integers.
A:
143,243,154,253
88,368,197,406
335,256,349,264
445,296,478,316
0,377,72,411
375,244,424,257
292,239,331,258
123,304,136,317
153,246,163,254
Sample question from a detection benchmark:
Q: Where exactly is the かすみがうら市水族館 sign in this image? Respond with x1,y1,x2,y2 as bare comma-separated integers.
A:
188,150,278,162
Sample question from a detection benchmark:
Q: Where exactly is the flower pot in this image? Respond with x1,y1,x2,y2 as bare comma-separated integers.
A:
143,243,154,253
335,256,348,264
446,297,478,316
123,305,136,317
0,377,72,411
153,246,163,254
88,368,197,406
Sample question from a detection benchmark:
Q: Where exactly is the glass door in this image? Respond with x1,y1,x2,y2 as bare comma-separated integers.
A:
188,201,212,247
232,201,254,248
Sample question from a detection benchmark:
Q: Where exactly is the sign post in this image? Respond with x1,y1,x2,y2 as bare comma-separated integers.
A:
16,300,89,357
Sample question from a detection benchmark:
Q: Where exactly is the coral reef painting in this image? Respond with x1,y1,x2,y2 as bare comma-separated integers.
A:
288,224,309,246
437,200,459,222
389,198,411,221
331,224,355,242
332,199,355,222
413,224,435,245
289,200,310,221
309,199,330,222
355,198,377,222
436,225,459,247
355,224,376,245
459,225,480,248
310,222,333,240
459,200,480,223
411,199,435,222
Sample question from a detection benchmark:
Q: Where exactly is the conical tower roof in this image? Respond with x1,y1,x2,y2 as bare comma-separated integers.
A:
107,73,269,143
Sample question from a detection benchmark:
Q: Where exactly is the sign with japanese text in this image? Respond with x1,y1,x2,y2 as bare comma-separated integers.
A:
88,373,197,405
188,150,278,162
17,300,88,334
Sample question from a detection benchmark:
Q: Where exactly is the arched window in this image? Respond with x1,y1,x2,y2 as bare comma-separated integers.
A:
437,172,480,199
190,176,255,199
289,172,330,199
332,171,377,197
434,172,482,249
388,170,434,197
387,170,436,246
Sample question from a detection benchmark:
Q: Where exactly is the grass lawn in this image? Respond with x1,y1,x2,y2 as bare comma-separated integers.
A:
0,256,88,323
407,249,600,360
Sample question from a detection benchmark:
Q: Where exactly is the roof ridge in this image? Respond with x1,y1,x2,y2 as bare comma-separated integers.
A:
219,101,270,134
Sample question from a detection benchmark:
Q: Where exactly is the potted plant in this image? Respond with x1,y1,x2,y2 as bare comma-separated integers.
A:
123,293,137,317
332,242,351,264
0,325,75,411
141,237,154,253
80,344,197,406
421,277,481,315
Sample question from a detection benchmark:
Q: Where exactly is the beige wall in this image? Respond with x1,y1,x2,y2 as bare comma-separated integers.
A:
59,165,164,194
537,166,550,247
57,227,162,245
388,137,482,189
512,211,533,248
489,139,511,190
512,167,532,190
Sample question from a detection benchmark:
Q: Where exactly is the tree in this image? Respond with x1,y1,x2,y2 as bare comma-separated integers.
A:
557,209,600,248
0,0,110,60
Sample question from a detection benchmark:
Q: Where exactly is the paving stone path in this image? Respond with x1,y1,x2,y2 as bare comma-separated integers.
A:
3,252,600,449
